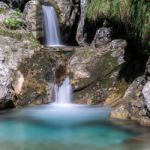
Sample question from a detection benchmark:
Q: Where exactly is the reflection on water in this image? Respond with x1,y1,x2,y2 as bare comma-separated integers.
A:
0,104,150,150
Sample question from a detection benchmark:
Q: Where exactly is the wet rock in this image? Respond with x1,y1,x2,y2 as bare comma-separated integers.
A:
91,27,112,48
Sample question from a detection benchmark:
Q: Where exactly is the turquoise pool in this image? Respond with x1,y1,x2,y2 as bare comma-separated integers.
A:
0,104,149,150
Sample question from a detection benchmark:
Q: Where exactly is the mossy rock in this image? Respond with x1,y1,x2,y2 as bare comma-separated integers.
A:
15,50,54,106
70,42,126,105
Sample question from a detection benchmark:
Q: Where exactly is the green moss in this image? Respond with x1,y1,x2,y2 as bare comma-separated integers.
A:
0,28,22,39
97,52,119,88
0,28,41,49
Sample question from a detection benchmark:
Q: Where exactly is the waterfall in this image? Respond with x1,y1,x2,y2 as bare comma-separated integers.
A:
42,5,62,46
53,77,73,104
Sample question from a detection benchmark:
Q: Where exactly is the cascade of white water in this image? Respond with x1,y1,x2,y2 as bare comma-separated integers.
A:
53,77,73,104
42,5,62,46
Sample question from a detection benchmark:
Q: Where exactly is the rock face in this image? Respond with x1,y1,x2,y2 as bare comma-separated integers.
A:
15,50,54,106
24,0,42,39
0,35,42,109
76,0,88,46
50,0,80,43
68,39,127,104
111,57,150,126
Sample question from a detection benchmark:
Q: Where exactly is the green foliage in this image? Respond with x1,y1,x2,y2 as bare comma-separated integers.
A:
86,0,110,20
4,10,23,30
12,9,22,17
86,0,150,45
4,18,23,30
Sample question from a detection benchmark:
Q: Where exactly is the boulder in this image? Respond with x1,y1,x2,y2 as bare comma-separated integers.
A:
111,56,150,126
91,27,112,48
15,50,54,106
0,35,39,110
111,104,130,120
68,39,127,104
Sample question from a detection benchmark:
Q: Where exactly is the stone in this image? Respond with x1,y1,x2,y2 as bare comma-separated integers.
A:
0,35,40,109
12,71,24,95
140,116,150,126
123,76,146,118
68,39,127,104
91,27,112,48
111,105,129,120
104,82,128,107
15,50,54,106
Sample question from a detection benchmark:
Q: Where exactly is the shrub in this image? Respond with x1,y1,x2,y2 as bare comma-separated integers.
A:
4,18,23,30
4,10,24,30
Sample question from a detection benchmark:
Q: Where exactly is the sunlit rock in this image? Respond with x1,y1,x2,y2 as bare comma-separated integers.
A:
12,71,24,95
111,105,130,120
68,39,127,104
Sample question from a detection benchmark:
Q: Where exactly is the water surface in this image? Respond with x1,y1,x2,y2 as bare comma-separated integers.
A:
0,104,149,150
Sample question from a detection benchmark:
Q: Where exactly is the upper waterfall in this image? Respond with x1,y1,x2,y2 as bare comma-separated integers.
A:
42,5,62,46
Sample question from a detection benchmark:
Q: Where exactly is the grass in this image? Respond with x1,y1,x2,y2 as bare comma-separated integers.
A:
86,0,150,48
